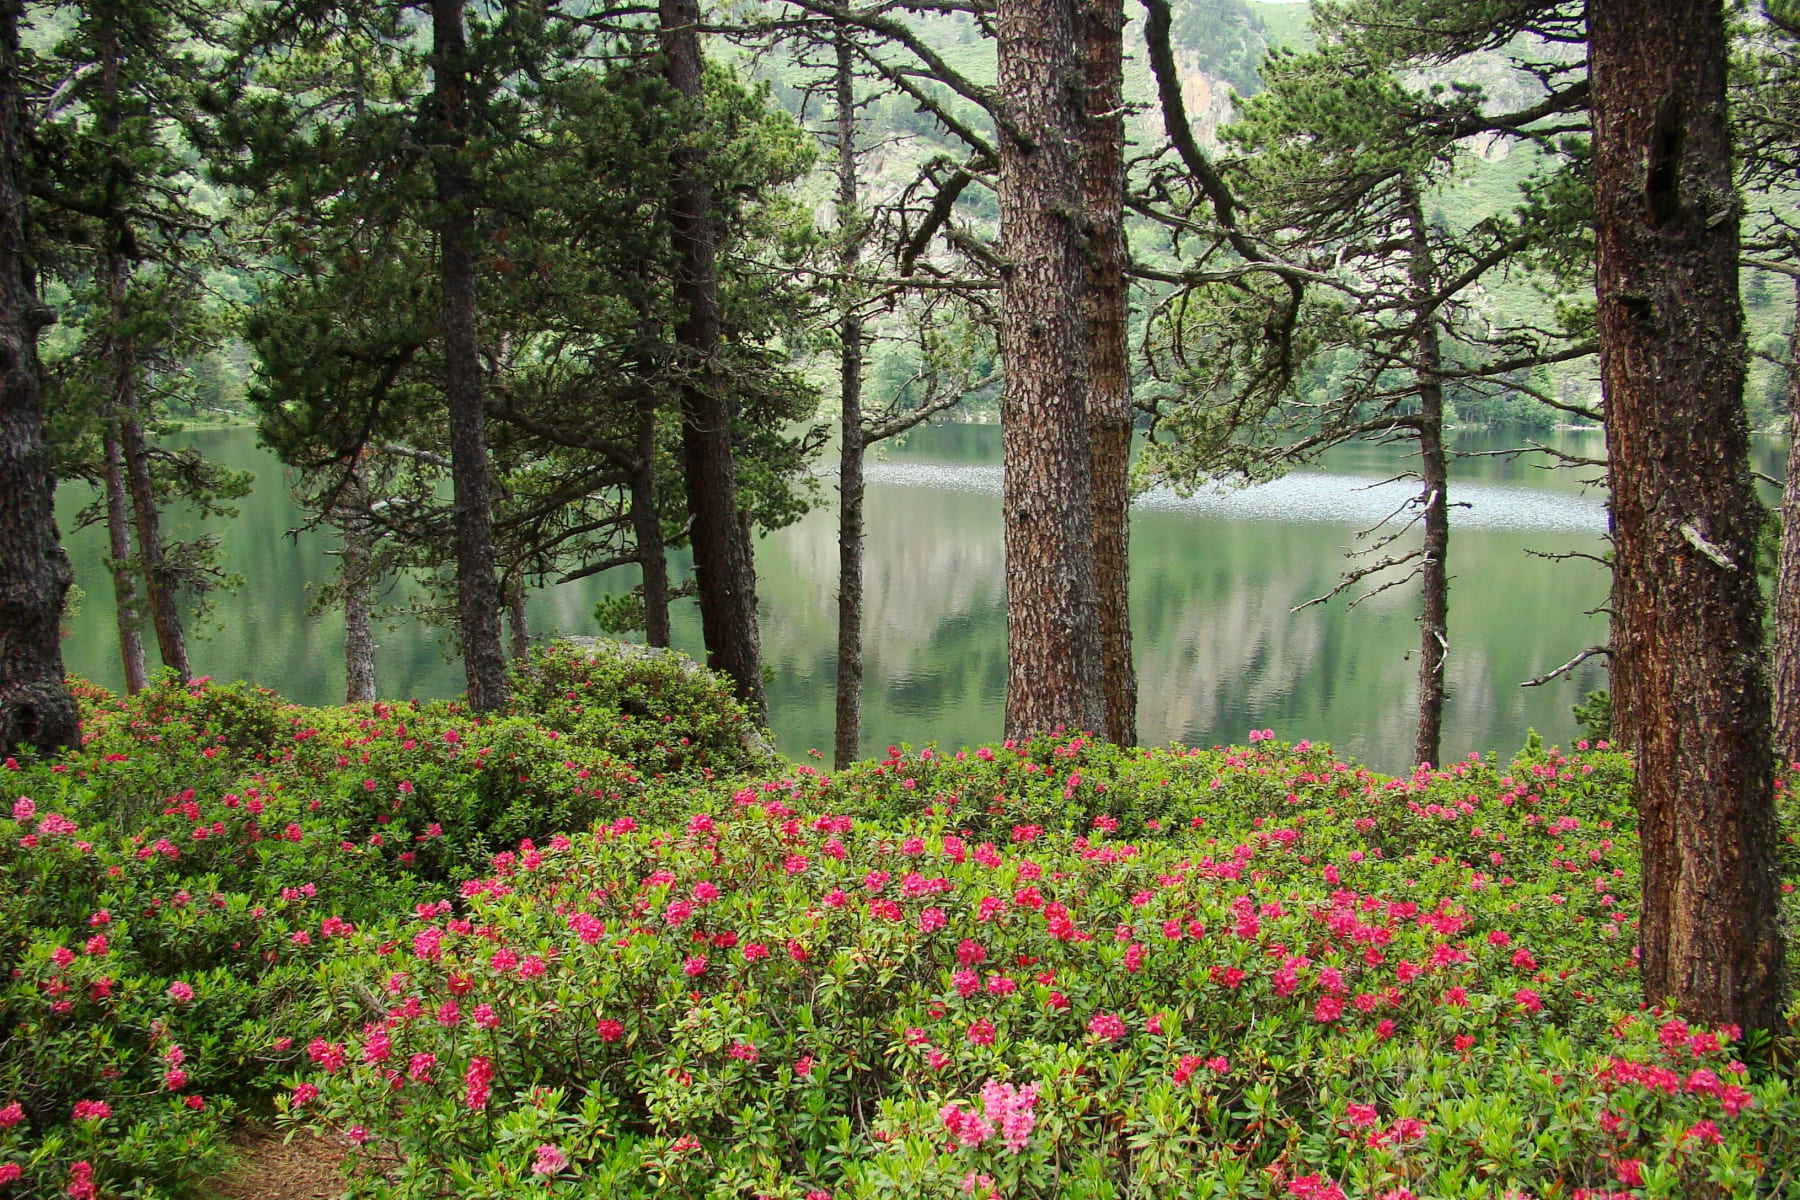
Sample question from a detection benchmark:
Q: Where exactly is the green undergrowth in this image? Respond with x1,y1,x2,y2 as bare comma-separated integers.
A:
0,646,1796,1200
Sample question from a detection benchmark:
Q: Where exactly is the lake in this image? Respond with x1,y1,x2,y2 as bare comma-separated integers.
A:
55,423,1737,771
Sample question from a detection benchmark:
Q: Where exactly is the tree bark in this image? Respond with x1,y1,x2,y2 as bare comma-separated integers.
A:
1081,0,1136,747
506,575,530,662
94,26,146,696
659,0,767,723
1589,0,1786,1030
1401,182,1449,768
98,18,187,684
342,525,376,703
631,388,671,648
102,423,148,694
833,26,867,771
119,413,188,680
1770,276,1800,762
998,0,1107,740
431,0,509,711
0,0,78,754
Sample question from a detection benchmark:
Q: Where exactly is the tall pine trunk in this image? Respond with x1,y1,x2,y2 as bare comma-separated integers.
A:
659,0,767,723
631,388,671,648
431,0,509,711
0,0,78,754
998,0,1107,740
102,422,148,693
833,27,867,770
119,413,188,679
1771,276,1800,762
99,22,187,683
1081,0,1135,746
1589,0,1785,1030
96,27,146,696
342,525,376,703
1402,183,1449,768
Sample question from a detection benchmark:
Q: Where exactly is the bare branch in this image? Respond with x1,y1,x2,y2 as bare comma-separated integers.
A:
1521,645,1612,688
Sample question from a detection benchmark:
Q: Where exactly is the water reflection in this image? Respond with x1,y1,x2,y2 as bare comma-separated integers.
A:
55,424,1655,771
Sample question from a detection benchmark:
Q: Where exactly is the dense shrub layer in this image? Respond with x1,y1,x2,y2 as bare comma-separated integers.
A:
281,735,1800,1200
0,643,761,1198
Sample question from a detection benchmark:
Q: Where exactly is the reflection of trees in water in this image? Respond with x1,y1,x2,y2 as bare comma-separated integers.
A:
54,428,1618,768
756,477,1612,769
760,484,1006,679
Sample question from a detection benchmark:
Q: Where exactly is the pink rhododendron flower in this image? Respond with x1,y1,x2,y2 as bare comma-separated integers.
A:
531,1144,568,1175
465,1056,495,1110
1087,1012,1127,1041
979,1078,1039,1153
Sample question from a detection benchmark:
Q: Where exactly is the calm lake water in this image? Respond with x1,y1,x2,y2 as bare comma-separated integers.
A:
57,423,1765,771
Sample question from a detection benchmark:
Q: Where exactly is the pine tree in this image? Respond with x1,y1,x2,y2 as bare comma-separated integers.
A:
35,0,250,689
994,0,1107,740
1142,0,1590,767
1083,0,1136,746
1590,0,1784,1031
0,0,78,754
1738,2,1800,762
237,12,818,700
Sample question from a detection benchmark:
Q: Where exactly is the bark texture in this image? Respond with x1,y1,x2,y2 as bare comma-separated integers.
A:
431,0,509,711
998,0,1107,740
833,28,866,771
1771,276,1800,763
99,23,187,683
1589,0,1786,1030
631,388,671,649
1402,184,1449,768
96,31,146,695
1081,0,1136,747
660,0,767,724
120,414,188,678
0,0,78,754
342,527,376,703
507,577,530,662
102,423,148,693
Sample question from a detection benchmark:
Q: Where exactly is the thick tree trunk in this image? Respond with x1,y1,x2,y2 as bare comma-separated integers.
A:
1589,0,1785,1030
119,414,188,680
659,0,767,723
1081,0,1136,747
431,0,509,712
102,423,148,693
998,0,1107,740
342,526,376,703
631,390,671,648
0,0,78,754
1401,183,1449,768
833,27,866,771
1770,276,1800,762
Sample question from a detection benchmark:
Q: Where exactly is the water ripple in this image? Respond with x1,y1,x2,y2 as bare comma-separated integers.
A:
862,462,1607,534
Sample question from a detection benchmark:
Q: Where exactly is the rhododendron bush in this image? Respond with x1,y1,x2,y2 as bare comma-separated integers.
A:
1,647,1795,1199
281,735,1800,1200
0,645,762,1198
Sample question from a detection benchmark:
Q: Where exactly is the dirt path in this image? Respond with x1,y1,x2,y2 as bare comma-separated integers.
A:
201,1128,346,1200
